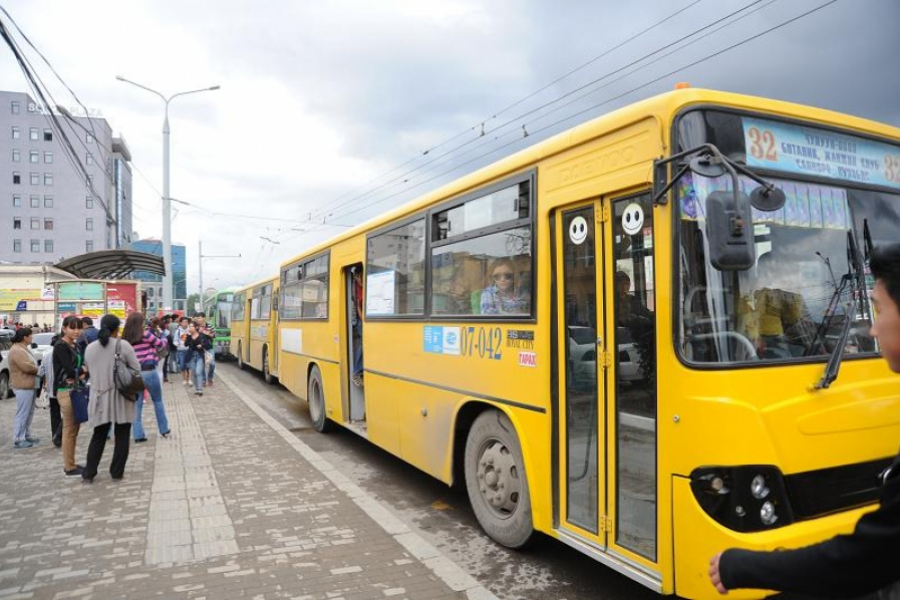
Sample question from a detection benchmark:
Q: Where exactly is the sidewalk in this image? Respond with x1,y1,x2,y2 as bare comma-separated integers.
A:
0,369,496,600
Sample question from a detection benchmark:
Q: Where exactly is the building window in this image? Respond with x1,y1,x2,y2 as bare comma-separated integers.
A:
44,218,53,230
12,172,20,185
43,129,52,142
29,172,39,185
13,239,21,253
86,132,93,144
44,151,52,164
44,239,53,253
29,150,39,163
86,240,94,252
87,174,93,186
11,149,20,162
30,239,40,253
29,127,38,141
29,195,39,208
86,218,93,231
86,152,94,165
11,126,20,139
43,195,53,208
10,100,19,114
13,217,21,229
12,194,21,207
44,173,53,186
30,217,39,230
86,196,93,209
147,287,154,298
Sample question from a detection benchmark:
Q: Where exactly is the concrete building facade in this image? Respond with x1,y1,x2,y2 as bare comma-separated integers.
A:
0,90,133,265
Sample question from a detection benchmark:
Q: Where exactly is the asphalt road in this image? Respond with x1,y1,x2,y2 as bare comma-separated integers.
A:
222,361,834,600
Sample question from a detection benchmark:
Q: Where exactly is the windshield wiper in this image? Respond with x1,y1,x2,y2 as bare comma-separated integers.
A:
813,232,865,390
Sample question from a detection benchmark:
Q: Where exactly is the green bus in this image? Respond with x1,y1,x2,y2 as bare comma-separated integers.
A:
202,287,239,358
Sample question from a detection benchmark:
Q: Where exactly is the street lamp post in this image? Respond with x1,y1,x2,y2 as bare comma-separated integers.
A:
115,75,220,311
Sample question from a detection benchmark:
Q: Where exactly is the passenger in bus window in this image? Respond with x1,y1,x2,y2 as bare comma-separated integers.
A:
737,253,810,359
709,243,900,598
480,258,530,315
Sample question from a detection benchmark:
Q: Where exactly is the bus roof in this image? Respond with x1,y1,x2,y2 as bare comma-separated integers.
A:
278,87,900,271
234,275,278,295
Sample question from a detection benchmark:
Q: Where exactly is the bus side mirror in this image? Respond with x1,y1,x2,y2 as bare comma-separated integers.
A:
706,190,755,271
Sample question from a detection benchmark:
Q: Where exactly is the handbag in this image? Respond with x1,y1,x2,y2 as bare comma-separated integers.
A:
35,386,49,410
71,385,90,424
114,339,146,398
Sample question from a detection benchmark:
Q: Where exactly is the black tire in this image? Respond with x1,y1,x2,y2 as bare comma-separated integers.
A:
0,371,9,399
236,343,244,370
263,347,274,384
307,365,334,433
464,409,533,548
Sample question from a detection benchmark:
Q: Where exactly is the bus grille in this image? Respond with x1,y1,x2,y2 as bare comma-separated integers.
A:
784,456,894,520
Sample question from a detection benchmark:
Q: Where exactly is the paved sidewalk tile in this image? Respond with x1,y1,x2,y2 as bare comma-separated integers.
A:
0,368,491,599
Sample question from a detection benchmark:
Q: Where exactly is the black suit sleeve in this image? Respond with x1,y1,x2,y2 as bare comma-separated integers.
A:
720,461,900,598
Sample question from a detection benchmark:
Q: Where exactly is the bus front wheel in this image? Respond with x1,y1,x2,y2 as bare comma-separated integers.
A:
307,366,333,433
464,409,533,549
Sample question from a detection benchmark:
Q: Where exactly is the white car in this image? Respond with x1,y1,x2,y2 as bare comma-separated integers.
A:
567,325,644,389
0,330,46,399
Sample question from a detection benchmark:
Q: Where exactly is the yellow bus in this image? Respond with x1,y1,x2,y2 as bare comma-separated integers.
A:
267,88,900,598
231,276,280,384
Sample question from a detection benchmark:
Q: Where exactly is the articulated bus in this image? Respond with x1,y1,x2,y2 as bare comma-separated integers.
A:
240,88,900,598
231,276,280,383
202,287,239,358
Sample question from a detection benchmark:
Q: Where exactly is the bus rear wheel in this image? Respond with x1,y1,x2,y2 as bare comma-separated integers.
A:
236,343,244,370
307,365,334,433
263,348,274,384
464,409,533,549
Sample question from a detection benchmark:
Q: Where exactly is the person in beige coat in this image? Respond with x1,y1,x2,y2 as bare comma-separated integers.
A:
81,314,140,483
9,327,40,449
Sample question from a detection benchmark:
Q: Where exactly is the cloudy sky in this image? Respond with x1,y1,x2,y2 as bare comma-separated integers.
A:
1,0,898,296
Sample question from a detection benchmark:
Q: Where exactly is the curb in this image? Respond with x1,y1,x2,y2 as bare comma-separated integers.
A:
217,370,499,600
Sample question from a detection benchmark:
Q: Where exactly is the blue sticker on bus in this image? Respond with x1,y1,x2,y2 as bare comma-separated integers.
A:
424,326,461,355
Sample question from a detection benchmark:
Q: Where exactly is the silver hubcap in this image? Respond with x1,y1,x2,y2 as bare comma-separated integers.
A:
477,439,521,517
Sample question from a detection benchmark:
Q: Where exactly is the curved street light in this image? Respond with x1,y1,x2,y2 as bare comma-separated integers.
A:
115,75,220,312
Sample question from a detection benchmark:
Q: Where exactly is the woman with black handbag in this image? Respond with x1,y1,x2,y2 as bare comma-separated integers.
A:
81,314,142,484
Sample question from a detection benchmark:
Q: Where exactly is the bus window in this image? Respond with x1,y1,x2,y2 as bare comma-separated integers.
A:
366,219,426,317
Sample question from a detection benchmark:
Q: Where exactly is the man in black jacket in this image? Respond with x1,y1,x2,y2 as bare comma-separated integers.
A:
709,243,900,598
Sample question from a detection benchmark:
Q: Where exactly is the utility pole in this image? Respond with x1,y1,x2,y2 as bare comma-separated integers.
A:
198,239,240,314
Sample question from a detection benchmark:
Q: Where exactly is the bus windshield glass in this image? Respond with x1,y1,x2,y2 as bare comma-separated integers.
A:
676,110,900,366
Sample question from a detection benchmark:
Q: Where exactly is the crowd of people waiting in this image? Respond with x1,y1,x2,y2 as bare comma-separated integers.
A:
8,311,217,484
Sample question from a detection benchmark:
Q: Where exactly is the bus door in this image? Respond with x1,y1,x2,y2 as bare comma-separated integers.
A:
556,192,659,573
344,264,365,423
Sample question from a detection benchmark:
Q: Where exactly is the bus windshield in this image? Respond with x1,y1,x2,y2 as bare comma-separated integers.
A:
679,174,900,365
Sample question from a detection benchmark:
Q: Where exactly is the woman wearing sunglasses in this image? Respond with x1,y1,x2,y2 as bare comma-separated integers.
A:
480,258,530,316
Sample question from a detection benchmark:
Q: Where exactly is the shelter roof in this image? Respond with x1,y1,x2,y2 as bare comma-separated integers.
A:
55,250,165,280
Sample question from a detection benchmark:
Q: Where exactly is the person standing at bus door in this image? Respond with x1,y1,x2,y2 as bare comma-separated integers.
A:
195,312,216,387
54,316,86,477
351,268,364,387
9,327,40,449
81,314,139,484
480,258,531,315
709,243,900,598
175,317,190,386
183,323,211,396
124,313,170,443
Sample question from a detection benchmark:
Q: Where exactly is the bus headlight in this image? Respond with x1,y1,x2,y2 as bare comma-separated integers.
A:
690,465,793,532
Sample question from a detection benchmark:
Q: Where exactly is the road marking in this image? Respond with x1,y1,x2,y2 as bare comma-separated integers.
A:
217,369,498,599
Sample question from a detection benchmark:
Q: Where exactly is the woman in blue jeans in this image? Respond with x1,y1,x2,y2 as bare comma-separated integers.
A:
123,313,170,442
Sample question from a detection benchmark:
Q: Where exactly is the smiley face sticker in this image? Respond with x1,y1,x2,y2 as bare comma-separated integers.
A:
569,216,589,245
621,203,644,235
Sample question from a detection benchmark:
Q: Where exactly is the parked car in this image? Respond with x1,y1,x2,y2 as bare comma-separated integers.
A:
0,330,46,399
567,325,644,390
